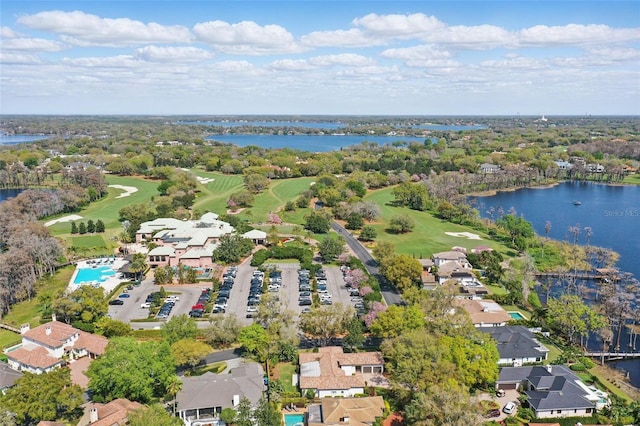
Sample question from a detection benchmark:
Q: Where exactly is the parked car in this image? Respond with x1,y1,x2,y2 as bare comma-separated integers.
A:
109,299,124,305
140,302,151,309
118,293,130,298
189,310,203,318
503,402,516,415
299,298,312,306
247,306,258,313
212,306,225,314
484,409,501,418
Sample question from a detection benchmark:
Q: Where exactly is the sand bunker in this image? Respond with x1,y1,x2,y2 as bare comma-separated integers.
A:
109,184,139,198
45,214,83,227
445,231,482,240
197,176,215,184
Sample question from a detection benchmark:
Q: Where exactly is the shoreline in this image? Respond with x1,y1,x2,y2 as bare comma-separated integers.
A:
467,182,561,197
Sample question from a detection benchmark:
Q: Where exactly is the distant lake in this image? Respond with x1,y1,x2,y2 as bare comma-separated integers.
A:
471,182,640,280
0,188,23,203
184,120,487,131
205,134,426,151
0,134,49,145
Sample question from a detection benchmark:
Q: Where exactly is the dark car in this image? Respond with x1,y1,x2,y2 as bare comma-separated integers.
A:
485,409,501,418
299,298,312,306
189,310,203,318
246,312,257,319
109,299,124,305
212,306,225,314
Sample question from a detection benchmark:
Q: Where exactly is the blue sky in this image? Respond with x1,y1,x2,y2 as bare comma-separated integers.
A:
1,1,639,115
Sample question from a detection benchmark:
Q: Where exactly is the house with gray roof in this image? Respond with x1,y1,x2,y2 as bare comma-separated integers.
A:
175,362,265,426
0,362,23,394
496,365,608,419
479,326,549,366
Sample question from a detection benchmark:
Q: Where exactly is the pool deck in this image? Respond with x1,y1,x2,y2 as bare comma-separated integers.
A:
68,258,128,294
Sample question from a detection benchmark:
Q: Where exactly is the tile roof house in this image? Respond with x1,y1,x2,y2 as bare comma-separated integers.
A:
5,320,107,375
0,362,23,394
176,362,265,426
77,398,144,426
497,365,609,419
137,212,235,269
455,299,512,327
479,326,549,366
299,347,384,398
307,396,385,426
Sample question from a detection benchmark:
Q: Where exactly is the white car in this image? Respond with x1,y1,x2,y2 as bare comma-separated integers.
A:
140,302,151,309
246,306,258,313
166,296,180,302
503,401,516,415
320,293,332,299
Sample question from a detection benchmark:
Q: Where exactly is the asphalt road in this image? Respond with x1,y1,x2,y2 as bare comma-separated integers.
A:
330,221,402,306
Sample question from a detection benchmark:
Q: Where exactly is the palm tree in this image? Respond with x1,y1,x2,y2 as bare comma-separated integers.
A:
129,253,147,281
167,375,183,415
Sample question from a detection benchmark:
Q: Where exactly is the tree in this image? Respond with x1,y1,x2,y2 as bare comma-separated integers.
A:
128,404,183,426
381,254,422,293
228,190,254,207
359,225,377,241
52,284,108,324
0,369,83,425
299,303,353,346
94,317,131,337
496,214,535,252
303,210,331,234
87,337,175,403
370,304,425,338
219,408,237,425
389,214,415,233
162,314,198,345
129,253,147,281
70,221,78,234
404,384,483,426
254,397,282,426
342,315,364,351
317,235,345,263
545,294,591,345
235,397,254,426
245,173,270,193
78,221,87,234
212,234,254,264
95,218,105,233
171,338,212,369
166,376,183,416
372,241,395,264
345,212,364,230
238,323,270,361
87,219,96,233
203,314,242,347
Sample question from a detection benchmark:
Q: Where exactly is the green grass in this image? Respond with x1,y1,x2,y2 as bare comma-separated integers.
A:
71,235,106,249
486,284,508,296
0,266,74,348
191,171,244,212
276,362,298,393
622,173,640,185
237,177,315,223
363,187,511,257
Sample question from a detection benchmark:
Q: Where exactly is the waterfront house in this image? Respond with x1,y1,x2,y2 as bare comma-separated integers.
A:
175,362,264,426
307,396,385,426
480,163,501,174
496,365,608,418
5,320,107,375
0,362,22,394
432,250,471,268
456,299,512,327
479,326,549,366
77,398,144,426
299,346,385,398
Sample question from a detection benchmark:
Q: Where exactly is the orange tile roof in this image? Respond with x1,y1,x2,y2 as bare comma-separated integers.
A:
299,347,384,391
309,397,385,426
84,399,144,426
75,331,108,356
23,321,78,349
7,345,64,370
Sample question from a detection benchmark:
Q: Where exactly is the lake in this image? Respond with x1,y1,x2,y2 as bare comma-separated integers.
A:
471,181,640,387
206,134,426,152
181,120,487,131
0,134,49,145
0,188,24,203
471,182,639,280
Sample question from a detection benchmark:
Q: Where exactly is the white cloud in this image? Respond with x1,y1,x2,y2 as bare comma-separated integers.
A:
17,10,192,46
518,24,640,47
193,20,304,55
0,52,43,64
1,26,23,38
381,45,452,60
1,37,66,52
353,13,445,38
268,59,315,71
301,29,378,47
62,55,141,68
209,60,258,72
308,54,375,67
424,24,514,49
135,45,213,62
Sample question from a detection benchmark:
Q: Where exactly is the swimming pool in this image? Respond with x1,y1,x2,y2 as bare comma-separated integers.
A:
74,266,116,285
508,311,526,320
284,413,305,426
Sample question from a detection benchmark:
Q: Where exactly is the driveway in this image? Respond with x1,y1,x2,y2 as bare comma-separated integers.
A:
475,389,520,422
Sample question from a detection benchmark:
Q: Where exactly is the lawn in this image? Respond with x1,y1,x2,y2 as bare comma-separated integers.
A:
0,266,74,348
275,362,298,394
363,187,512,257
191,171,244,212
237,177,314,223
71,235,106,249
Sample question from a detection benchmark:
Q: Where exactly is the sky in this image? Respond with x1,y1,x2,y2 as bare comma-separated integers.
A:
1,1,639,116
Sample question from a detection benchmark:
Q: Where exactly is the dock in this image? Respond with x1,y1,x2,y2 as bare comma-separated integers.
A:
585,351,640,361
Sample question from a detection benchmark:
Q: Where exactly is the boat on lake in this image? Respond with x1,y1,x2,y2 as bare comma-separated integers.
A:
573,200,582,205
